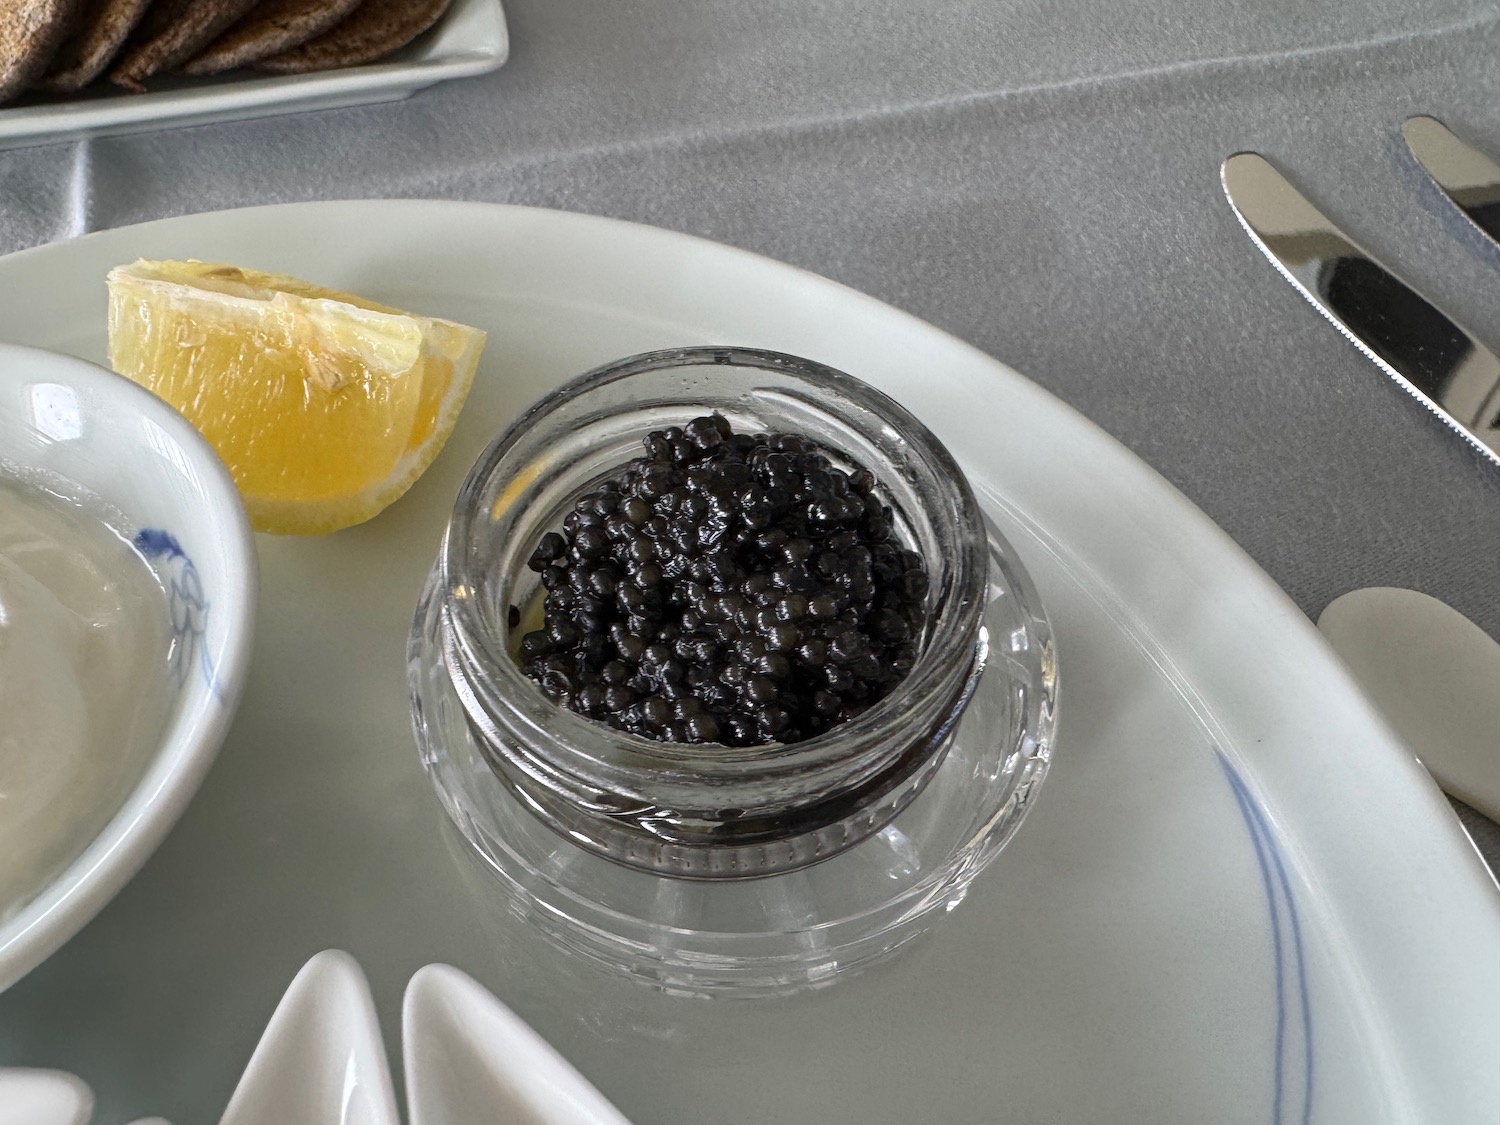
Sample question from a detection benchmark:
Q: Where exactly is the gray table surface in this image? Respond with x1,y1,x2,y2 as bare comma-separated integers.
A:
1,2,1497,910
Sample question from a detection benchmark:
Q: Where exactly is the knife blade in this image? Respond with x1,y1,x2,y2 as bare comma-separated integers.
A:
1221,151,1500,467
1402,115,1500,246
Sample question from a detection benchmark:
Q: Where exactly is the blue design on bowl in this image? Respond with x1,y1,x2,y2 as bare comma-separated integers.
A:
133,529,215,695
1218,749,1314,1125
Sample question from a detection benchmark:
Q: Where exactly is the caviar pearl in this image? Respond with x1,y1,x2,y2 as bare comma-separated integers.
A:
518,415,927,747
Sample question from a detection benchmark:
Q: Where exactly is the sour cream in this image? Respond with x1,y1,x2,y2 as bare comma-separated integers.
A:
0,477,171,917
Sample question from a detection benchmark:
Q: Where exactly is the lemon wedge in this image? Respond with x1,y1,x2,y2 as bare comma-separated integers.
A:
106,258,485,535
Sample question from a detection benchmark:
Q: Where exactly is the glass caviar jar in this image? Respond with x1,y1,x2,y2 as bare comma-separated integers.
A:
409,347,1056,992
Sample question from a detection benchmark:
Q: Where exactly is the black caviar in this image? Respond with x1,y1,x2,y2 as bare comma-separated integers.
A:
516,414,928,747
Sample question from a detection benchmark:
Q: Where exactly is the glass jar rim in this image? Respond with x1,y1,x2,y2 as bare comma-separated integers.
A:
441,346,989,781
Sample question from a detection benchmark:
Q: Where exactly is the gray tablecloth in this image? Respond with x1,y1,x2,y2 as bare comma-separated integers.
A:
3,5,1498,852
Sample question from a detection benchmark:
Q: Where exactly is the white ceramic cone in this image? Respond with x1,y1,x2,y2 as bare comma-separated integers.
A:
403,963,632,1125
219,949,398,1125
0,1070,92,1125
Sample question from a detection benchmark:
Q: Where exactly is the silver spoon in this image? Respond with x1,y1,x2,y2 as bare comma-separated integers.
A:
1319,587,1500,823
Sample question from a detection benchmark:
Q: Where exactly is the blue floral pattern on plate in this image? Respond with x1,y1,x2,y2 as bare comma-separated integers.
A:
133,528,215,695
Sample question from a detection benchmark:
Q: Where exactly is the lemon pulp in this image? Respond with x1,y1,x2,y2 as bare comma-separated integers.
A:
107,259,485,535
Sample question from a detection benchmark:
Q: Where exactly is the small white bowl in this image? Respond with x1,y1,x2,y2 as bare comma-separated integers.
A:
0,343,256,993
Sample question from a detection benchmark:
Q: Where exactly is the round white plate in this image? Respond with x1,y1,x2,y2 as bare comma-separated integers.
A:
0,201,1494,1123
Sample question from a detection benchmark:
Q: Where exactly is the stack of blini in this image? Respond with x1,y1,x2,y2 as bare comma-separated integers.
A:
0,0,454,104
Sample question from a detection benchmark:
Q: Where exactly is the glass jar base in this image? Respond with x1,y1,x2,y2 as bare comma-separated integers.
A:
410,531,1055,999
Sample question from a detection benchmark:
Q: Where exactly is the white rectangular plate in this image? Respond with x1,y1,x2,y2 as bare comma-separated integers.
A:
0,0,507,151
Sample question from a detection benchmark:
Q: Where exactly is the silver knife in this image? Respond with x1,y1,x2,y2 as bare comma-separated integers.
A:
1221,151,1500,467
1403,115,1500,246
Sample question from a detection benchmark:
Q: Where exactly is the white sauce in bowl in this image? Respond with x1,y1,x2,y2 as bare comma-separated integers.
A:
0,477,172,918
